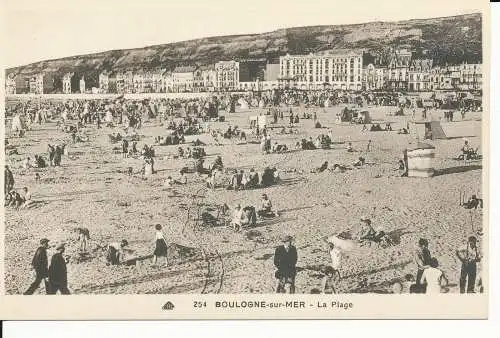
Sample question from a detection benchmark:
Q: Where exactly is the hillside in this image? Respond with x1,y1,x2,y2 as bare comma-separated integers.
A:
6,13,482,87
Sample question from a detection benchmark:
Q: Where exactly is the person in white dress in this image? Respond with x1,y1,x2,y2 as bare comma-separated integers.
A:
420,257,448,294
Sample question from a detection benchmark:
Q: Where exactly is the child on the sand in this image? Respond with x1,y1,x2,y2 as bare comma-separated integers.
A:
152,224,168,267
77,227,90,252
322,266,337,294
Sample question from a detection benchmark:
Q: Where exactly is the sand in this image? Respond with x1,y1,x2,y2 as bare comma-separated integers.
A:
4,105,484,294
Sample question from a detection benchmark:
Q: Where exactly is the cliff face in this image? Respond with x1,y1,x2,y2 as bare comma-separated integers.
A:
6,13,481,82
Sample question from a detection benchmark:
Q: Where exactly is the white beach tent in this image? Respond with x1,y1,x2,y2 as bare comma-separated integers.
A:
105,110,114,123
410,121,447,140
257,115,267,129
237,98,249,110
11,114,25,132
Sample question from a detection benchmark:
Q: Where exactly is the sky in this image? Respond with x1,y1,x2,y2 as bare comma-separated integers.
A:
1,0,484,68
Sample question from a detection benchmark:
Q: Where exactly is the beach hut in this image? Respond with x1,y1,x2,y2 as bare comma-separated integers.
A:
410,121,447,140
405,142,436,178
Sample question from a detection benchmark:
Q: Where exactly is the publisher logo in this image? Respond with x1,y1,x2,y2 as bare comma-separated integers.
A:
162,301,175,311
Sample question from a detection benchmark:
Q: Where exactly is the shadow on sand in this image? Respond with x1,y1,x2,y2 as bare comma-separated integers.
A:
434,165,482,176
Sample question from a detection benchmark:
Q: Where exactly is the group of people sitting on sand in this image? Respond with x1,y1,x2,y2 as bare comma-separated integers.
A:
458,139,480,162
155,130,185,146
223,126,246,141
164,169,188,188
226,167,279,191
362,123,390,132
6,186,34,210
176,146,206,160
231,193,277,231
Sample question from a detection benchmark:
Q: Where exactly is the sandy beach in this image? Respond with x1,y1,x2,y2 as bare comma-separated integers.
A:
4,105,483,294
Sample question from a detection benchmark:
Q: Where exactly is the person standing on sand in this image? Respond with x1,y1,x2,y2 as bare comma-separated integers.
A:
47,144,55,166
274,235,298,294
152,224,168,267
420,258,448,294
413,238,431,291
48,244,70,295
24,238,50,295
366,140,372,152
4,165,14,197
456,236,481,293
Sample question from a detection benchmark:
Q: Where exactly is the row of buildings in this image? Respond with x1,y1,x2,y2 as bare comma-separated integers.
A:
5,72,87,95
6,49,482,95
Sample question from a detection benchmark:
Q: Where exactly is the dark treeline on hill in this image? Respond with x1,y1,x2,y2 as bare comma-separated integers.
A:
6,13,481,78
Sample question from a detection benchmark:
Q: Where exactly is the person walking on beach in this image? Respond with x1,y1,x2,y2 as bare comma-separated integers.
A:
274,235,298,294
456,236,481,293
420,258,448,294
366,140,372,152
413,238,431,291
48,244,70,294
24,238,50,295
152,224,168,267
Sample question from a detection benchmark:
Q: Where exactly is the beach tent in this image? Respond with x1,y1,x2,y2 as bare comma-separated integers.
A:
249,115,268,129
359,111,372,124
257,115,267,129
11,114,25,132
238,98,249,110
105,111,114,123
411,121,447,140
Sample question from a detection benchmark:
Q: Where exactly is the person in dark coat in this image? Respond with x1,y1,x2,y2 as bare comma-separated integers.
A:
53,145,63,166
48,243,70,294
274,235,298,294
4,165,14,197
47,144,55,166
24,238,50,295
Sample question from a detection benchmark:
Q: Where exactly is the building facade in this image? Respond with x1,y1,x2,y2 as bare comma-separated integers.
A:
29,73,54,94
408,59,433,92
279,52,363,90
161,72,174,93
215,61,239,90
172,66,197,92
459,63,481,90
79,76,86,93
201,68,216,91
387,49,412,90
99,71,110,93
63,72,74,94
363,64,386,90
5,74,16,94
115,71,134,94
